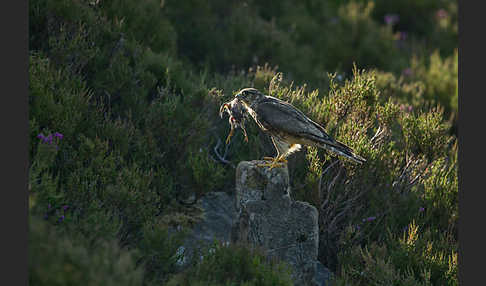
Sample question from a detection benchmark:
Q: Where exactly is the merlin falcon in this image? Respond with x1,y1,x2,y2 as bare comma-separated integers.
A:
220,87,366,168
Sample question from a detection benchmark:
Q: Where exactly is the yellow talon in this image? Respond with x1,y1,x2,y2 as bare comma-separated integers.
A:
257,156,287,169
256,161,285,170
225,128,234,145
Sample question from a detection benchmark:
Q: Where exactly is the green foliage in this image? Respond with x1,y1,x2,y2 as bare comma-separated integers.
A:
166,243,293,286
335,220,457,286
410,50,458,117
371,0,458,55
98,0,177,54
421,144,458,230
400,107,452,161
187,149,226,197
321,1,406,74
28,50,184,279
137,223,186,285
29,215,144,286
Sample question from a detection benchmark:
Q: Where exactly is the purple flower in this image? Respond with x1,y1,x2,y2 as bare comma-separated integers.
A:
37,133,50,144
54,132,64,140
356,225,361,230
46,134,53,144
408,105,413,112
436,9,448,19
63,205,69,211
59,215,65,222
419,207,425,212
37,132,63,145
384,14,399,25
362,216,376,222
48,203,51,209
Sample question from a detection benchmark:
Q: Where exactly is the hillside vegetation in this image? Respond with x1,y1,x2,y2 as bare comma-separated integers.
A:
29,0,458,285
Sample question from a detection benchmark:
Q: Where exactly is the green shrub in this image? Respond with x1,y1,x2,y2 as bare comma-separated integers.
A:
409,49,458,118
98,0,177,54
335,220,457,286
371,0,458,55
166,242,293,286
320,1,406,75
28,50,187,284
29,215,144,286
137,223,186,285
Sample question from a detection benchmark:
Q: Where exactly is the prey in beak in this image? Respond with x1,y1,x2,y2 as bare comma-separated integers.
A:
219,98,248,144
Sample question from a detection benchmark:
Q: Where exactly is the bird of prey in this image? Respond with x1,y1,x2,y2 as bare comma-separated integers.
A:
225,87,366,168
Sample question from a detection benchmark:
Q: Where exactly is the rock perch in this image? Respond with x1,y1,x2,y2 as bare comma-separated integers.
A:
233,160,320,285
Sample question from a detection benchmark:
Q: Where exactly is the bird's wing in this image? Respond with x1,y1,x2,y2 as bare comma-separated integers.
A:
255,97,338,145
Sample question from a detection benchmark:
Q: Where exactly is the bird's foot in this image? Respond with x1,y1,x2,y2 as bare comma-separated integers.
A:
257,156,287,170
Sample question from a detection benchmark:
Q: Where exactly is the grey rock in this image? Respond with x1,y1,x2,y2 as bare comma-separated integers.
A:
313,260,333,286
177,191,236,267
234,160,320,285
235,160,291,212
192,191,236,243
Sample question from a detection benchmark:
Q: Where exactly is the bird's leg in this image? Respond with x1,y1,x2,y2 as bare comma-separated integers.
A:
225,119,235,145
241,124,249,143
225,127,234,145
274,155,288,164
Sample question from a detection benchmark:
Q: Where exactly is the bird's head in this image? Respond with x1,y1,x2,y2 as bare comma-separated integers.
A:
234,88,264,107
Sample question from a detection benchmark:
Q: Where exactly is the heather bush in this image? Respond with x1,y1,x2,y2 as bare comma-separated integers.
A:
29,215,144,286
371,0,458,56
409,49,458,118
97,0,177,54
137,223,187,285
319,1,406,75
371,49,458,130
28,51,182,280
166,242,293,286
